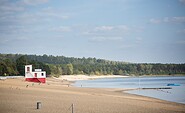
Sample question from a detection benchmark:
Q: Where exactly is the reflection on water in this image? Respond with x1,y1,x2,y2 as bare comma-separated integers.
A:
74,76,185,104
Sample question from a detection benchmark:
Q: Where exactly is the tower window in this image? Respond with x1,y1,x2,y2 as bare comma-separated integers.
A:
27,67,30,72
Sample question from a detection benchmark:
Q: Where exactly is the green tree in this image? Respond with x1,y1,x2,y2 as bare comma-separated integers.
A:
50,65,62,77
4,59,18,76
16,56,29,75
0,59,18,76
66,64,73,75
0,61,8,76
1,53,185,76
118,69,123,75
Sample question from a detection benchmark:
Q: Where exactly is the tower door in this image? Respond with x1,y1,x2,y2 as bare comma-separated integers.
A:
34,73,37,78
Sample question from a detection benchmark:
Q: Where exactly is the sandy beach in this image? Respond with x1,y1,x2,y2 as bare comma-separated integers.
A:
56,75,128,81
0,76,185,113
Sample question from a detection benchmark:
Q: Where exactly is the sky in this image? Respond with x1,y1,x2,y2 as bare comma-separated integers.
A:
0,0,185,63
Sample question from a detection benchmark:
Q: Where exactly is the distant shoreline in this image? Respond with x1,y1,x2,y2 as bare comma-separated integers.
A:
54,74,185,81
1,74,184,81
54,75,128,81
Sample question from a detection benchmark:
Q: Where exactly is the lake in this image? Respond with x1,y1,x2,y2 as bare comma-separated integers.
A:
74,76,185,104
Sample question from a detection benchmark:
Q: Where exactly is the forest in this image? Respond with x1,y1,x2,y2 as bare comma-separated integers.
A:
0,53,185,77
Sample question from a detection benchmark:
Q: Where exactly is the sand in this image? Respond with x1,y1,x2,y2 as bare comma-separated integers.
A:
56,75,128,81
0,77,185,113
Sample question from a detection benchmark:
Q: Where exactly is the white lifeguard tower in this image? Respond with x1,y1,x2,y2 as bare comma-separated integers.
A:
25,65,46,83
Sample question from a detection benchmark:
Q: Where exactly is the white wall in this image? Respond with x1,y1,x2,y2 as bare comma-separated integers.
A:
25,65,46,78
33,71,46,78
25,65,32,73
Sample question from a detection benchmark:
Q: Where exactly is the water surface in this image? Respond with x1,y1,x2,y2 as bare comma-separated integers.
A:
74,76,185,104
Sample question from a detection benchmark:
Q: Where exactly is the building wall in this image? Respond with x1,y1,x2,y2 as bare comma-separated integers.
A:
25,65,33,78
32,71,46,78
25,72,33,78
25,65,32,73
25,65,46,78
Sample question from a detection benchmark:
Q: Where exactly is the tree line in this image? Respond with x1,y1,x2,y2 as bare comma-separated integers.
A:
0,53,185,76
0,55,51,76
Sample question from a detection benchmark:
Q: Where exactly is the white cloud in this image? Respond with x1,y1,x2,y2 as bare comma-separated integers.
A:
0,25,25,34
0,0,48,13
176,40,185,44
0,0,69,27
22,0,49,6
15,36,29,41
164,17,185,23
0,34,29,44
95,26,114,31
163,17,169,23
136,37,143,44
84,25,130,37
0,1,25,13
149,18,161,24
150,17,185,24
38,7,70,19
171,17,185,23
116,25,130,31
0,37,10,44
94,25,129,32
0,5,24,12
81,25,140,45
37,12,69,19
89,36,123,42
179,0,185,5
182,29,185,33
177,29,185,34
0,8,69,26
119,44,135,49
51,26,71,32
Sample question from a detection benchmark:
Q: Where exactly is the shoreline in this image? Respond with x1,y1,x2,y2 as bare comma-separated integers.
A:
63,75,185,105
55,75,128,81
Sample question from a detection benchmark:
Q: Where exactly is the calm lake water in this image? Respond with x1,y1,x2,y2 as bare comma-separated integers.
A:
74,76,185,104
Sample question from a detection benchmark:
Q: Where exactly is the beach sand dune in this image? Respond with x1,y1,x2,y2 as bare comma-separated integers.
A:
0,77,185,113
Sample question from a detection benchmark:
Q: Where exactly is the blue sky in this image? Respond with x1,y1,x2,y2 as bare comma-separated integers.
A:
0,0,185,63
